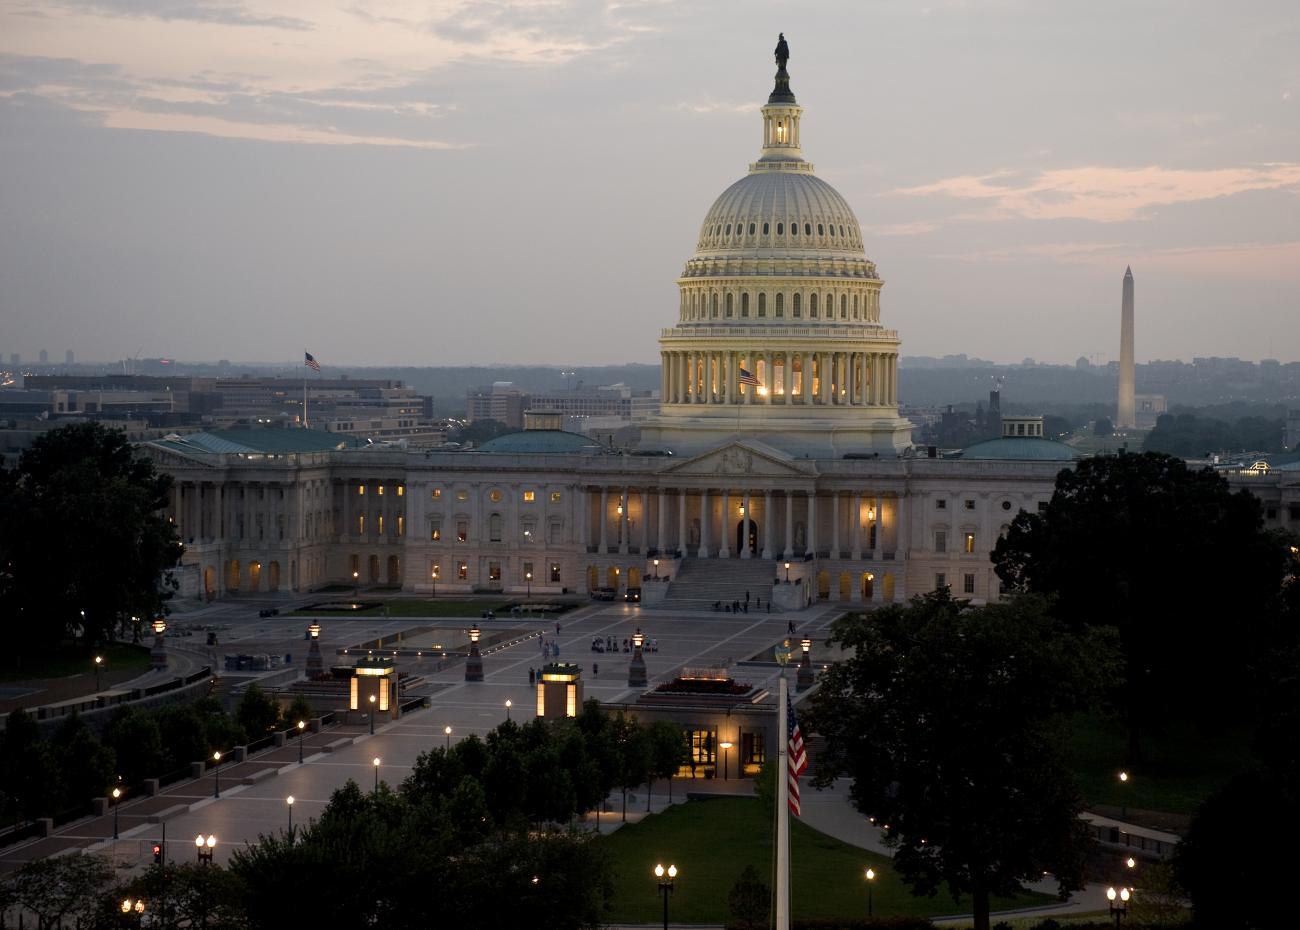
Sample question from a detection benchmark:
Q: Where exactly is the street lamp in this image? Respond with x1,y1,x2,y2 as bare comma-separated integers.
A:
1106,886,1131,929
94,654,103,692
784,561,791,582
431,564,438,599
196,834,215,865
505,699,512,721
353,570,359,597
654,863,678,930
1118,770,1130,819
864,867,876,917
211,751,222,798
444,725,452,750
286,795,294,833
111,786,122,839
373,757,381,794
653,558,659,578
526,570,532,597
719,741,733,781
297,719,307,763
121,898,145,916
369,694,377,735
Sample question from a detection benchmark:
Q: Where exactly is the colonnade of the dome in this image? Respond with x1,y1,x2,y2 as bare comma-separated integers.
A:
659,347,897,409
678,281,881,323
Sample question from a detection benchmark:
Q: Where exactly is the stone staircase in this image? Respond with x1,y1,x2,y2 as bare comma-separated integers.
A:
653,558,779,612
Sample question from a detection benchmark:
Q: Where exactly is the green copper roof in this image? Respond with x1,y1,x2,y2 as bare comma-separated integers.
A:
959,437,1081,462
153,428,359,455
476,430,603,454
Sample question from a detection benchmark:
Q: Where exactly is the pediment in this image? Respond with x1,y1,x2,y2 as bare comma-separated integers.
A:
659,440,815,478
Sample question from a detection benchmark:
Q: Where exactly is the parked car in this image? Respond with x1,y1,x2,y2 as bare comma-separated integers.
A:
591,587,617,601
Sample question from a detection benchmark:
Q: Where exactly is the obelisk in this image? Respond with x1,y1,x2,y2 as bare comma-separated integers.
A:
1116,267,1135,428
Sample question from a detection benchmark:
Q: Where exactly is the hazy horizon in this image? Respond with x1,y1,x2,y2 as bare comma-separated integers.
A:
3,1,1298,367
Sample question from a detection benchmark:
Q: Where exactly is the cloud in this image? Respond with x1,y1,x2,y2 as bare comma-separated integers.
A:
897,163,1300,222
49,0,313,30
667,99,754,115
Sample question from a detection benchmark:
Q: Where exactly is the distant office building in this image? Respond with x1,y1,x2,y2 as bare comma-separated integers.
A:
1001,416,1044,438
528,383,661,424
38,350,49,365
466,383,530,428
65,350,75,365
1287,410,1300,451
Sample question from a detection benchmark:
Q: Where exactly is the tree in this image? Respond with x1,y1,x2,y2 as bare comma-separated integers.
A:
103,708,165,786
0,708,57,822
992,451,1287,758
284,694,314,728
49,712,116,807
726,864,771,930
644,720,689,805
575,699,619,822
611,713,649,822
154,704,212,771
123,862,246,930
808,591,1108,930
2,851,114,928
0,422,182,657
235,683,282,741
1093,416,1113,437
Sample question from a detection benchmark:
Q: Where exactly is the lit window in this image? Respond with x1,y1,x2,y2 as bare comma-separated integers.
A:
396,486,404,497
963,573,975,594
488,562,501,582
377,515,384,535
964,533,975,554
489,489,502,503
550,491,562,503
431,563,440,579
358,485,366,496
456,490,468,502
457,521,468,542
378,485,385,496
550,562,561,582
431,520,442,541
523,490,535,502
457,561,468,580
432,488,442,500
358,515,365,534
397,515,404,537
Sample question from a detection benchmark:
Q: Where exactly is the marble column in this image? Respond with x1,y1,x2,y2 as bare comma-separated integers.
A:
784,493,794,559
639,490,649,553
741,491,752,559
718,490,731,559
806,491,817,557
656,490,667,553
678,490,688,556
873,494,884,560
698,489,710,557
618,489,629,555
851,492,862,560
763,491,774,559
579,488,590,550
831,492,840,559
599,488,609,552
783,351,793,404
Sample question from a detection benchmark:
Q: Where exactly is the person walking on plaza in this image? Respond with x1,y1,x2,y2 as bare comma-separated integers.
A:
529,667,535,686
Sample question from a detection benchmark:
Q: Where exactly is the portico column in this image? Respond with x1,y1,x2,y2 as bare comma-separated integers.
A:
763,491,774,559
639,490,649,553
801,353,812,404
718,489,731,559
698,489,710,558
579,488,590,550
741,491,752,559
657,490,667,553
783,351,793,404
599,487,609,552
851,493,862,559
830,492,840,559
619,489,629,555
806,491,817,557
873,494,884,560
764,352,774,404
678,490,688,556
784,493,794,559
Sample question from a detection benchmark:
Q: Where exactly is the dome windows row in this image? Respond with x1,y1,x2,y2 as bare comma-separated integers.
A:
678,286,881,323
698,218,861,251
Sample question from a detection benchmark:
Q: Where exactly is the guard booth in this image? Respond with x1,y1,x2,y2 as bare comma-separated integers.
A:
350,656,398,721
536,663,583,719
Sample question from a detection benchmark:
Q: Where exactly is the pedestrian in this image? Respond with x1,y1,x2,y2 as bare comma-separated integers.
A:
529,667,535,686
555,621,561,635
743,603,748,614
766,600,771,613
745,590,750,605
593,662,599,677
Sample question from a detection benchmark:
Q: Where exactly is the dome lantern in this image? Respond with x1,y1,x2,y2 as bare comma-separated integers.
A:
757,34,806,170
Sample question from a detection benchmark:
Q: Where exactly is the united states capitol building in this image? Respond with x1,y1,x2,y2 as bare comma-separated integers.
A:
145,44,1300,608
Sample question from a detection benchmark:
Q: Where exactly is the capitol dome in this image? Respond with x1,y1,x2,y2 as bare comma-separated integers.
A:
642,37,913,458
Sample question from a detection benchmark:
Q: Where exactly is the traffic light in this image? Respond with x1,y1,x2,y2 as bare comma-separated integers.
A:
152,843,163,865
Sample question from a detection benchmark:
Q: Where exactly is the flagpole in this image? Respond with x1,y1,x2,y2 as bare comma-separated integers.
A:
776,670,790,930
303,351,308,429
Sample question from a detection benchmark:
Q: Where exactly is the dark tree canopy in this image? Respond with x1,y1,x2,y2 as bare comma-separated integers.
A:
0,422,182,657
992,451,1288,752
808,591,1112,930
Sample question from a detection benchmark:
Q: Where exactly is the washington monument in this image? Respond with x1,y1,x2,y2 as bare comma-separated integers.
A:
1116,266,1135,429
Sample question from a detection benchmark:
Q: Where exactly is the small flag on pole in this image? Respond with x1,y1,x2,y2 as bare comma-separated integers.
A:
787,694,808,816
738,366,761,387
304,352,320,372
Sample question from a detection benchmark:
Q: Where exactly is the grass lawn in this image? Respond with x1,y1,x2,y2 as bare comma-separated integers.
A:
1,640,151,683
1068,712,1253,815
598,797,1051,924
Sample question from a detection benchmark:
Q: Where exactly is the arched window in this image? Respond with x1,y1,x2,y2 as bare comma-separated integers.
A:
758,293,767,317
793,293,802,317
725,224,731,235
776,293,784,317
830,224,837,237
711,294,719,317
853,294,859,317
805,223,812,236
809,293,818,317
748,223,756,235
841,295,848,318
839,225,845,237
791,222,799,237
776,222,784,235
741,293,749,317
489,513,503,542
725,293,733,317
818,223,824,236
763,222,770,235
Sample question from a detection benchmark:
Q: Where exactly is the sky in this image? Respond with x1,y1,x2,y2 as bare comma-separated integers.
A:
1,0,1298,367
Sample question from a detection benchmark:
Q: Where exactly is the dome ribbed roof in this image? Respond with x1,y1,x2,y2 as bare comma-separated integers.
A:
696,171,864,255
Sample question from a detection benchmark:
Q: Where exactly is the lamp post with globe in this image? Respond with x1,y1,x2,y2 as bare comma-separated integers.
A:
150,617,168,670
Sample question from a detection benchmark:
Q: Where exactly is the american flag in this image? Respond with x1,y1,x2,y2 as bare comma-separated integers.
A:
304,352,320,372
738,366,761,387
787,694,808,816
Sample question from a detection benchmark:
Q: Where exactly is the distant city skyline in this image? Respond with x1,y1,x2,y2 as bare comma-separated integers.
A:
2,1,1298,366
